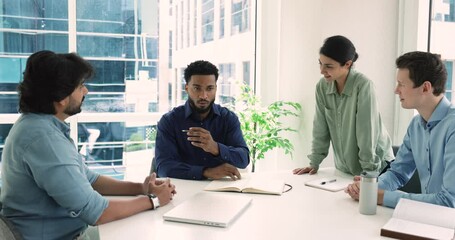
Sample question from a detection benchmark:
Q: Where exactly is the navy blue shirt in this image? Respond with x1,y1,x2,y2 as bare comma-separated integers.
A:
155,101,250,179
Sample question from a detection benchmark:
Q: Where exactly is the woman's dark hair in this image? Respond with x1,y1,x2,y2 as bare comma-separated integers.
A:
184,60,219,84
396,51,447,96
320,35,359,66
18,50,94,114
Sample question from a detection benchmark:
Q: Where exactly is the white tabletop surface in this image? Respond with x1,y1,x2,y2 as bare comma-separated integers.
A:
99,168,394,240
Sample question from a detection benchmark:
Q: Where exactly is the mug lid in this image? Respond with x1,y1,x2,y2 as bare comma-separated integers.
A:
361,171,379,178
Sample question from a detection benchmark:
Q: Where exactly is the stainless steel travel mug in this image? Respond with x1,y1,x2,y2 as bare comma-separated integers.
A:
359,171,378,215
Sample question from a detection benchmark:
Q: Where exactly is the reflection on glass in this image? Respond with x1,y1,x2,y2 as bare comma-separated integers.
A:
0,94,19,114
77,0,155,35
202,0,214,43
231,0,250,34
220,0,225,38
180,68,188,104
0,33,68,55
77,122,156,180
82,94,126,113
0,57,26,113
1,0,68,31
76,0,159,114
82,59,158,113
77,36,158,59
219,63,235,105
0,124,13,156
0,0,256,180
430,0,455,103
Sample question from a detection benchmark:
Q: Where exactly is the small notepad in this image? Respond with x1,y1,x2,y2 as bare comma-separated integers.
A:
304,177,351,192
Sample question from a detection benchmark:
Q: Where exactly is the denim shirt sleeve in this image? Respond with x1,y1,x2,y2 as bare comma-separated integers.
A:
379,118,455,208
25,133,108,225
379,130,417,207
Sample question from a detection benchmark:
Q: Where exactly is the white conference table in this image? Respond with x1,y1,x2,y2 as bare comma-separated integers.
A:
99,168,394,240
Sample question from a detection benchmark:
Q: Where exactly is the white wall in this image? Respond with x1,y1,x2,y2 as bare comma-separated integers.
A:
256,0,401,171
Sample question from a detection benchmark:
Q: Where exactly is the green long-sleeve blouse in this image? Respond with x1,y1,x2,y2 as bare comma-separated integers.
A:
308,69,394,175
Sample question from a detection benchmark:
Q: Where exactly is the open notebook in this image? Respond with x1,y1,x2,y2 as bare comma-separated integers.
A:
204,177,285,195
381,198,455,239
163,192,252,228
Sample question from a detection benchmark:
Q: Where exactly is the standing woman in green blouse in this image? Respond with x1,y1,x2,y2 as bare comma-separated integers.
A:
293,35,394,176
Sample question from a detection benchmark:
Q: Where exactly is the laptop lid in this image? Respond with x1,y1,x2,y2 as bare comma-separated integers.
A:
163,192,252,228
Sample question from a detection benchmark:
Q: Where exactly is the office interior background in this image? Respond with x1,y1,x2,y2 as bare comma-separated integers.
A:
0,0,454,180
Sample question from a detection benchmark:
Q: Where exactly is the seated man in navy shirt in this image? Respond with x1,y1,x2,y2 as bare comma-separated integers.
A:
155,60,250,180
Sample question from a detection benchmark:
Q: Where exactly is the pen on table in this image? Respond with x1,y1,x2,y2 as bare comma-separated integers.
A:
321,179,337,185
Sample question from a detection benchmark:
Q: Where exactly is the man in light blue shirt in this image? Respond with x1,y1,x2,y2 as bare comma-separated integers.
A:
1,50,176,240
346,51,455,208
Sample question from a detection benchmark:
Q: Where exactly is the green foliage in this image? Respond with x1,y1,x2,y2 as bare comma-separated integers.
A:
125,133,146,152
125,127,156,152
232,84,301,171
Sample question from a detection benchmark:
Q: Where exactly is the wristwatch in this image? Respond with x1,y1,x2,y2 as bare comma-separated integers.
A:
147,194,160,210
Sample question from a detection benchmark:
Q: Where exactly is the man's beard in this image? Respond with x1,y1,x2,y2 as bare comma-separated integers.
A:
64,96,84,116
189,98,214,114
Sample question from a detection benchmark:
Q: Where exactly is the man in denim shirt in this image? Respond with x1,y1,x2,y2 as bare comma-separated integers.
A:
1,50,176,240
155,60,250,180
346,51,455,208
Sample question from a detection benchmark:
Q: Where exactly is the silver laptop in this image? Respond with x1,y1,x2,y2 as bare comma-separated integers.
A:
163,192,252,227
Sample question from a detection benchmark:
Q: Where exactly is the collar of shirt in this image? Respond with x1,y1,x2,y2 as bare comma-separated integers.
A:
419,96,451,129
25,113,71,137
183,100,221,120
326,69,357,96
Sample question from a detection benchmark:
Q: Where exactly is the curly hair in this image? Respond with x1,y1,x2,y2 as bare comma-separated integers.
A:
183,60,219,84
18,50,94,114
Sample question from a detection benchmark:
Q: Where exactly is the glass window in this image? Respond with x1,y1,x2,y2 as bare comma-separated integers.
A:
169,31,173,68
445,61,453,101
220,0,225,38
1,0,68,32
430,0,455,103
0,0,69,55
243,61,250,85
175,4,179,49
0,0,257,180
218,63,235,105
231,0,250,35
201,0,214,43
186,0,190,47
180,1,184,48
180,67,188,103
0,124,13,159
193,0,198,45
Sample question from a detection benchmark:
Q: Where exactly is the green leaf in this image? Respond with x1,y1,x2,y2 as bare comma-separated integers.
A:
232,83,302,165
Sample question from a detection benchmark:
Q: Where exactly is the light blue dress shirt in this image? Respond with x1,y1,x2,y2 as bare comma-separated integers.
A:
379,97,455,208
1,113,109,240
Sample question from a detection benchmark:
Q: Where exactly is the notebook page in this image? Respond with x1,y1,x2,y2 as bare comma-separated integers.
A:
394,198,455,229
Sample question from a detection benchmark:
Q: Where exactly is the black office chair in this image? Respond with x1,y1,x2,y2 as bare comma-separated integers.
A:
392,146,421,193
150,157,159,177
0,215,23,240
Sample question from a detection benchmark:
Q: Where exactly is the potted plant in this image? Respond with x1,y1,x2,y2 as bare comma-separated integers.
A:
231,84,302,172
